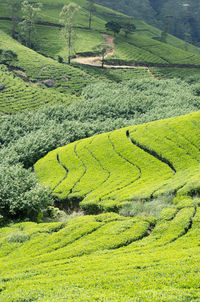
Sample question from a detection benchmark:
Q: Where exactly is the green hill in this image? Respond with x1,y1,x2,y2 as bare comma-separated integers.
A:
0,65,72,114
0,0,200,66
97,0,200,47
0,2,200,300
0,197,199,301
35,111,200,213
0,30,91,96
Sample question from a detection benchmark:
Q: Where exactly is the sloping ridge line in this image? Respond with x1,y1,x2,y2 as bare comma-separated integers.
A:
126,130,176,174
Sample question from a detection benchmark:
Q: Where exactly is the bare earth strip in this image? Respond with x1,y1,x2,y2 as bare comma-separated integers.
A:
72,34,136,69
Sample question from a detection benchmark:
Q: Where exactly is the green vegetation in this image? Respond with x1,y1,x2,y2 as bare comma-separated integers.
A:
97,0,200,47
0,1,200,300
1,78,200,222
151,67,200,82
107,34,200,65
0,65,71,113
1,0,200,67
35,111,200,213
0,198,200,301
0,29,90,95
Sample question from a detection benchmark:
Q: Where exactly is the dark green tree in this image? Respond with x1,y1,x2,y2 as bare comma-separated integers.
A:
105,21,121,36
87,0,96,29
0,50,18,65
6,0,23,38
160,15,173,43
121,22,136,37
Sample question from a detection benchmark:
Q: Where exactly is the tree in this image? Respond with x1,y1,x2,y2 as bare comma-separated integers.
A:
87,0,96,29
121,22,136,37
19,1,42,48
60,3,80,64
6,0,23,38
93,42,112,68
105,21,121,36
160,15,173,43
184,32,191,51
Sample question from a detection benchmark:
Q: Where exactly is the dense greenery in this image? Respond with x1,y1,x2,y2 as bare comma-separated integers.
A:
0,30,91,96
0,64,71,114
1,0,200,68
35,111,200,213
0,1,200,300
1,77,200,222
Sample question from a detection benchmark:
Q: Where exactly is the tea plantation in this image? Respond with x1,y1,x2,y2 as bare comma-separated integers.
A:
0,0,200,300
1,0,200,67
0,65,72,114
0,197,199,301
35,111,200,213
0,30,91,96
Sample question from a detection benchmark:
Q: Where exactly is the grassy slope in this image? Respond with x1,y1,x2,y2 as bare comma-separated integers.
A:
35,111,200,213
0,198,199,301
0,30,91,96
0,0,200,65
0,65,73,114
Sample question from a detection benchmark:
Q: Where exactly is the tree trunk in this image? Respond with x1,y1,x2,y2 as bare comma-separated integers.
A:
68,32,71,64
89,10,92,29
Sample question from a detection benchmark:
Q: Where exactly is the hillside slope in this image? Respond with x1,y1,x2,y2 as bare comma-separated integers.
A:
35,111,200,213
0,197,200,301
97,0,200,47
0,65,72,114
0,0,200,66
0,30,91,96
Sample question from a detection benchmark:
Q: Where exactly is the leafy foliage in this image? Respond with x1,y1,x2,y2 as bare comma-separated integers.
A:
0,163,51,224
1,77,200,221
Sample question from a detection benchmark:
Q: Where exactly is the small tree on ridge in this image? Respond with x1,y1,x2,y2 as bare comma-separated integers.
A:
60,2,80,64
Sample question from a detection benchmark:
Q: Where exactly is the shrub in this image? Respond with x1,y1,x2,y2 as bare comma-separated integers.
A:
0,163,52,223
6,232,30,243
192,84,200,96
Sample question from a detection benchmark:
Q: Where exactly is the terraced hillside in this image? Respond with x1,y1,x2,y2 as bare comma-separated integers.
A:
106,34,200,66
35,111,200,213
0,65,72,114
0,0,200,67
0,30,90,95
0,197,200,301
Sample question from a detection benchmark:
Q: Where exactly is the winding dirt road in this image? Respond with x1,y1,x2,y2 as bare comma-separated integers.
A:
72,34,137,69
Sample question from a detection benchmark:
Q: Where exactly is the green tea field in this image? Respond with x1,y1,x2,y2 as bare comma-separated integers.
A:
35,111,200,213
0,1,200,300
1,0,200,67
0,65,72,114
0,197,199,301
0,30,91,96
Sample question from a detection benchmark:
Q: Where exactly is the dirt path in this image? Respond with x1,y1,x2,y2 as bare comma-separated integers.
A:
72,34,116,67
147,67,160,80
72,34,141,70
